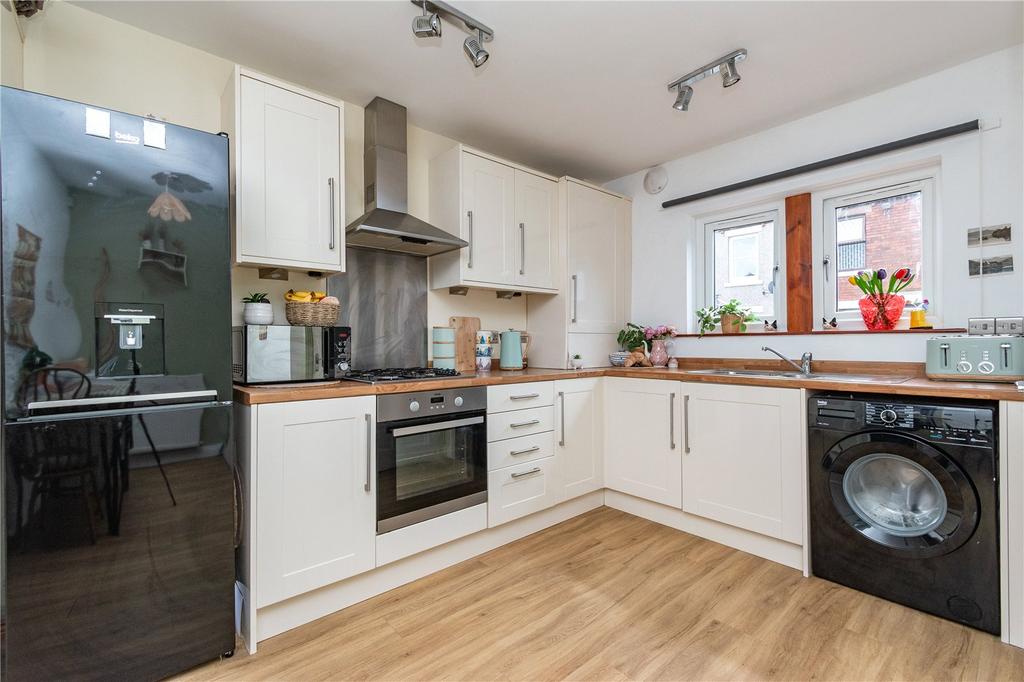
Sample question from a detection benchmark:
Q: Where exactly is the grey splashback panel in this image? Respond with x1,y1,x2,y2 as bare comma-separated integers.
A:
327,248,427,369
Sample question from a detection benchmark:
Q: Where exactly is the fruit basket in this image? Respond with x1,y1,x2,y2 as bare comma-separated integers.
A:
284,290,340,326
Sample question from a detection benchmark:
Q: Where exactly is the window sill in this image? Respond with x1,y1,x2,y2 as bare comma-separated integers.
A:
672,327,965,338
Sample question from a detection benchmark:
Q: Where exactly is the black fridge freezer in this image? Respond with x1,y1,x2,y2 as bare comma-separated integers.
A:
0,86,237,680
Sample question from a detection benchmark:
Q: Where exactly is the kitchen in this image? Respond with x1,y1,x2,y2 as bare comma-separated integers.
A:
1,1,1023,680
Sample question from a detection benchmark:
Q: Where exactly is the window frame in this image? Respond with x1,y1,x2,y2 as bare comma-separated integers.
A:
819,175,936,324
701,207,786,324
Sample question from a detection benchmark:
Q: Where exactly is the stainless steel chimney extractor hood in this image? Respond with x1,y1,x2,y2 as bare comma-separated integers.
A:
345,97,467,257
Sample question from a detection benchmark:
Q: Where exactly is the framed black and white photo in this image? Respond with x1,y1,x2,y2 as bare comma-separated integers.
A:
967,223,1012,247
968,255,1014,277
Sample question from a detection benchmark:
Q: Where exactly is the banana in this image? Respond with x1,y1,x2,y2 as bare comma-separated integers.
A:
285,289,313,302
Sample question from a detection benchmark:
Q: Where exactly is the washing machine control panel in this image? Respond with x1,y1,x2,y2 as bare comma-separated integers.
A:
865,402,914,428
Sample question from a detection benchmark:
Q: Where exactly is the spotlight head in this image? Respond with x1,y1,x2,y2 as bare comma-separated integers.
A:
720,59,741,87
672,85,693,111
412,10,442,37
463,31,489,67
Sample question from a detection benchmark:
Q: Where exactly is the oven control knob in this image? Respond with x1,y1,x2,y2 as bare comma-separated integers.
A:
956,360,973,373
453,396,464,407
409,400,420,413
978,361,995,374
879,409,898,424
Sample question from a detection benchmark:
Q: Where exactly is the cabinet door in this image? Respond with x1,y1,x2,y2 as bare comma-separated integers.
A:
682,382,803,543
238,76,342,269
256,396,374,607
462,152,515,285
555,378,603,499
604,378,682,508
514,170,557,290
488,456,560,527
567,182,630,333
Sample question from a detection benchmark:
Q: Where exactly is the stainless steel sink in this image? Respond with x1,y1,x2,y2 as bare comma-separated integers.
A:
684,369,910,384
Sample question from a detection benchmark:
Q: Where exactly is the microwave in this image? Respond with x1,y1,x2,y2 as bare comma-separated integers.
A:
232,325,351,385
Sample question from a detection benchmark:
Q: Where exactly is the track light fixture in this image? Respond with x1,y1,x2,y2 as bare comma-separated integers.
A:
412,1,442,38
667,49,747,111
672,85,693,112
409,0,494,68
463,29,489,68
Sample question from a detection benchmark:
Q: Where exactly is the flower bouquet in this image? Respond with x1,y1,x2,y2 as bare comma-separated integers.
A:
848,268,915,330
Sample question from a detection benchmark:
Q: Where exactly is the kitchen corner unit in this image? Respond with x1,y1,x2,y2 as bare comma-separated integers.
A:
429,146,559,293
222,66,345,272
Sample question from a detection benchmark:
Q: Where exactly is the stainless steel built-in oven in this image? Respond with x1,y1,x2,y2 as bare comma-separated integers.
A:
376,387,488,533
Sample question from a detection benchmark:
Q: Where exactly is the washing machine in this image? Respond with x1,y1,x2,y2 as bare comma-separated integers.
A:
808,394,999,634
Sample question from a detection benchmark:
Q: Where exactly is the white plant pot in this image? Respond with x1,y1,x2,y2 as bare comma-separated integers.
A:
243,302,274,325
571,358,585,370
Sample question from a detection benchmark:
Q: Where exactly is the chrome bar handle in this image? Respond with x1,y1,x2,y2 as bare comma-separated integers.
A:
519,222,525,275
510,445,541,457
467,210,474,268
511,467,542,479
558,391,565,447
510,393,540,401
571,274,578,323
670,392,676,450
683,395,691,454
328,177,336,250
364,413,372,492
510,419,541,429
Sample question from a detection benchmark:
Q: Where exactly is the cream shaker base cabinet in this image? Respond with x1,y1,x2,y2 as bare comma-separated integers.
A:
681,382,803,544
224,67,344,271
555,378,604,500
255,396,375,607
604,378,683,509
430,147,558,293
488,456,561,527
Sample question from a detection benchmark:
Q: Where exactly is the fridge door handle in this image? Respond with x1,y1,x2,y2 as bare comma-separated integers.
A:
25,389,219,412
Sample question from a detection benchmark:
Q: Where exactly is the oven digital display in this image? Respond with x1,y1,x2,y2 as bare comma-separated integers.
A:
430,396,444,404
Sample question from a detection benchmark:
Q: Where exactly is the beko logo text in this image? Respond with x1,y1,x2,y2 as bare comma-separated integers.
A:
114,131,140,145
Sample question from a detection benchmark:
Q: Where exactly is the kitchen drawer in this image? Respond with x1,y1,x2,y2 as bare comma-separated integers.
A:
488,430,554,471
488,456,560,527
487,382,554,413
487,405,554,442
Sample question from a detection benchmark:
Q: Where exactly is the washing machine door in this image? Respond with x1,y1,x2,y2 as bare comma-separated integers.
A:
823,431,979,557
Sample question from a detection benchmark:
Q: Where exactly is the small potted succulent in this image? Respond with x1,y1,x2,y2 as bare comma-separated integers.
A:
571,353,585,370
242,292,273,325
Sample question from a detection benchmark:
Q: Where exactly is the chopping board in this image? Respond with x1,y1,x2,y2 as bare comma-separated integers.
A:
449,316,480,373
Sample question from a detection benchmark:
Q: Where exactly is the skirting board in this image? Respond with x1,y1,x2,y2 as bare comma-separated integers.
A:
253,490,604,649
604,490,804,572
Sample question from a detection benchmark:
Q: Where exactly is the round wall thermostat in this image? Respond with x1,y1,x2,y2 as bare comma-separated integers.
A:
643,166,668,195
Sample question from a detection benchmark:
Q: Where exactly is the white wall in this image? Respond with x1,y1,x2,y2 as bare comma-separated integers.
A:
607,45,1023,362
20,2,527,337
1,3,23,87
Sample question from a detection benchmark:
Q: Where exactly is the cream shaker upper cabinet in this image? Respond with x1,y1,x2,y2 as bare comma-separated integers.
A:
223,67,344,272
567,180,631,333
429,147,558,293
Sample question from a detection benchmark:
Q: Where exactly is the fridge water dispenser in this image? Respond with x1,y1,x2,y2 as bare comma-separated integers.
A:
95,302,166,377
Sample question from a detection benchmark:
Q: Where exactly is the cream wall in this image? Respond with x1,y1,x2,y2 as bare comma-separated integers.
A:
1,3,23,87
19,2,526,341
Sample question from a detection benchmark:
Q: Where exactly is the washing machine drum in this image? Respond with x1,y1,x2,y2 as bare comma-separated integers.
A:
823,432,980,557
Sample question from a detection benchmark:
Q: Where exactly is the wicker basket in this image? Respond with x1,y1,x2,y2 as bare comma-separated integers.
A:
285,301,340,326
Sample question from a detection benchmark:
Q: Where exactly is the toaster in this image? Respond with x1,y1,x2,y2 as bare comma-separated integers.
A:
926,334,1024,382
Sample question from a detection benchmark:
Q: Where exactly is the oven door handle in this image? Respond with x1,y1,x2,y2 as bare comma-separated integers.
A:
391,415,484,438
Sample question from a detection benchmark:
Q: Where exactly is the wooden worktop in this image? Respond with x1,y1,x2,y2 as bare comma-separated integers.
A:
234,359,1024,405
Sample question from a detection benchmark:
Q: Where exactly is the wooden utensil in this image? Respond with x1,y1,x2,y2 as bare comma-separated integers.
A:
449,316,481,373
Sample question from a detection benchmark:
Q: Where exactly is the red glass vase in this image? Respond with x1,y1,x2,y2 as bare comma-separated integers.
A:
858,294,905,330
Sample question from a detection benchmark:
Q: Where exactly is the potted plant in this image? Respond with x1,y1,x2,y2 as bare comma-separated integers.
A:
611,323,646,366
242,292,273,325
696,300,756,336
717,299,756,334
571,353,584,370
848,268,914,330
642,324,677,367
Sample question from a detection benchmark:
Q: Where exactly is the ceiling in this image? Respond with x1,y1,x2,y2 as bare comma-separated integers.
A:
76,1,1023,183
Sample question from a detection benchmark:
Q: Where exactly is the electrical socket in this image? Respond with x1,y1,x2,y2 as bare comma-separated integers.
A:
995,317,1024,336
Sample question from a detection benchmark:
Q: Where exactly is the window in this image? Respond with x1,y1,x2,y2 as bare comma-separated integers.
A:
822,178,933,320
704,210,782,319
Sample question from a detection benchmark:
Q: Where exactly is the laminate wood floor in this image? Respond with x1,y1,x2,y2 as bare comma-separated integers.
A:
185,507,1024,681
